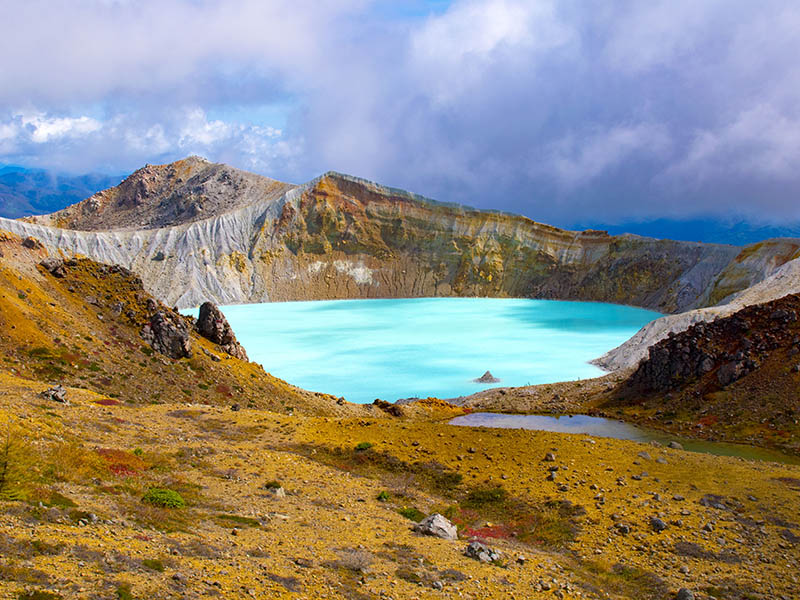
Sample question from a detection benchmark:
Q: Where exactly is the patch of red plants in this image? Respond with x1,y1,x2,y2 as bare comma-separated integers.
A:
215,383,232,396
94,398,120,406
96,448,146,477
463,523,515,541
698,415,719,426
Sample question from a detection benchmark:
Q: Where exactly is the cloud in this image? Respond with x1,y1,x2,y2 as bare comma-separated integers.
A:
1,0,800,224
544,124,672,187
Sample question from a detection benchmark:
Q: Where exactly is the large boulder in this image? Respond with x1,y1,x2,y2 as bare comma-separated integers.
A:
195,301,248,360
40,384,68,404
40,257,66,278
142,312,192,359
412,513,458,541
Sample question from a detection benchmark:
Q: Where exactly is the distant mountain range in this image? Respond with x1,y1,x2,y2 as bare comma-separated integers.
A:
0,164,122,219
1,162,799,246
576,218,800,246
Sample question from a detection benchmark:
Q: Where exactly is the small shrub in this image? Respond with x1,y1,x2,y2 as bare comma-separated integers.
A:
263,480,282,490
333,548,374,573
397,507,425,521
141,488,185,509
376,491,390,502
216,514,261,528
142,558,165,572
132,448,143,457
17,592,63,600
463,486,507,508
115,584,134,600
355,441,373,452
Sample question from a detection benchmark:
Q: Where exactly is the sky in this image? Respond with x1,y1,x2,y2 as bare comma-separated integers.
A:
1,0,799,228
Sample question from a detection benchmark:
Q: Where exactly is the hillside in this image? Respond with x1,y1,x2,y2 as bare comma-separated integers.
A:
0,231,354,416
603,293,800,454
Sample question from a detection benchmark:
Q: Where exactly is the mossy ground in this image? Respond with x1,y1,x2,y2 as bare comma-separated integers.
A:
2,378,799,599
0,234,799,598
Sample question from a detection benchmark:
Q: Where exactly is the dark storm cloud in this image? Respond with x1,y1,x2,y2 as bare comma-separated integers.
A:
1,0,799,225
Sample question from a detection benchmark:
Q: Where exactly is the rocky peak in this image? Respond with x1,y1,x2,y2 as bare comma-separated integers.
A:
195,301,248,361
24,156,294,232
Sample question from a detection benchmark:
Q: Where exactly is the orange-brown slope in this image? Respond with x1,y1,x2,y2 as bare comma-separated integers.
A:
0,232,356,416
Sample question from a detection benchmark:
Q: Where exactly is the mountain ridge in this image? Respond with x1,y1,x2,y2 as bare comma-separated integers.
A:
4,157,800,372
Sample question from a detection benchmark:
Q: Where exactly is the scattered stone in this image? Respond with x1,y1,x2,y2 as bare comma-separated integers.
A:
656,457,668,464
432,581,444,591
40,384,67,404
195,301,248,360
230,403,240,412
637,451,652,461
22,236,43,249
703,523,714,532
675,589,695,600
543,452,556,462
516,555,526,565
202,347,222,362
464,541,500,563
679,565,690,575
668,441,683,450
473,371,500,383
650,517,668,532
413,514,458,541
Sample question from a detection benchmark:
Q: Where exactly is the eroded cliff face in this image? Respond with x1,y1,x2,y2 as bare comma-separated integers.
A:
3,161,800,369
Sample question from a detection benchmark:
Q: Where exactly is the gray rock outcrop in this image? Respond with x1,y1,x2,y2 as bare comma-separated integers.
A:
412,514,458,541
141,311,192,359
464,541,501,563
39,257,66,278
40,384,67,403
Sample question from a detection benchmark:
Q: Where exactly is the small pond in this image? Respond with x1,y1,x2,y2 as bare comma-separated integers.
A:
448,413,800,464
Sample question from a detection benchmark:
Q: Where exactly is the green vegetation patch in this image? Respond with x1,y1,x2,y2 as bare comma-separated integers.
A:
397,506,425,521
216,514,261,528
142,558,165,572
141,487,185,509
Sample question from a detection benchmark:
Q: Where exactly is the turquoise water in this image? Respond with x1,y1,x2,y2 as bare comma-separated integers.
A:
449,413,800,464
198,298,659,403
